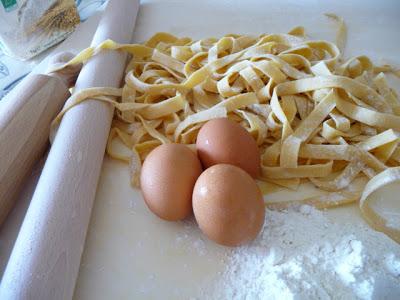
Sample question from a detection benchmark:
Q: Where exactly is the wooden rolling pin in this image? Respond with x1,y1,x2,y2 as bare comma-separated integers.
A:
0,52,81,227
0,0,139,299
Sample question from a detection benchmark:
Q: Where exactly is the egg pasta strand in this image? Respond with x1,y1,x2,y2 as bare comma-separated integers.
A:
52,15,400,243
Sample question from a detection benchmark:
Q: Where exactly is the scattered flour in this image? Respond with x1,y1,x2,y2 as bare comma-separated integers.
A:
210,205,400,300
176,218,209,257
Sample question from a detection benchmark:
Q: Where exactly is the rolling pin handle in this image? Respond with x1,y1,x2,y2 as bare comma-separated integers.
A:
47,51,83,88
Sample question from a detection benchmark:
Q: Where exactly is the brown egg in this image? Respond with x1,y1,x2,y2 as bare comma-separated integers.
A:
140,143,202,221
196,118,261,178
192,164,265,247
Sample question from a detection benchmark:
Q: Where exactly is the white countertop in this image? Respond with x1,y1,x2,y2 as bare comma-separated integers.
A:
1,0,399,299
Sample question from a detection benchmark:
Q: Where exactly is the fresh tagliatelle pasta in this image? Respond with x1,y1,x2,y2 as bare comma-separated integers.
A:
51,15,400,243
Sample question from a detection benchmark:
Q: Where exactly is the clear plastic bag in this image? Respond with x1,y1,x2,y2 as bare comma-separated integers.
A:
0,0,80,60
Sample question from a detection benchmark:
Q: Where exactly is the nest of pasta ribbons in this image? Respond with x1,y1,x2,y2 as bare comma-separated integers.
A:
52,16,400,243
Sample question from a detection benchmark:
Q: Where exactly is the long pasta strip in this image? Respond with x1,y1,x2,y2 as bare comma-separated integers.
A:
51,17,400,243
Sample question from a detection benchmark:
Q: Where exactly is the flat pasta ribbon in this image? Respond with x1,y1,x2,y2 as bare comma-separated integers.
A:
52,14,400,243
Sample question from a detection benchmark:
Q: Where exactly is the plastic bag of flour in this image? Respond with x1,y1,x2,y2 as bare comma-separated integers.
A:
0,0,80,60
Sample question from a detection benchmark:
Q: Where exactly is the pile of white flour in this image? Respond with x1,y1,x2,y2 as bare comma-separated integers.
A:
211,205,400,300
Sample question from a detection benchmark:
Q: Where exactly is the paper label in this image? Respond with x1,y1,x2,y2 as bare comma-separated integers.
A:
1,0,17,12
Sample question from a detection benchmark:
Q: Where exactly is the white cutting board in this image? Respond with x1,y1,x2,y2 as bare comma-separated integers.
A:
72,1,400,299
0,0,399,299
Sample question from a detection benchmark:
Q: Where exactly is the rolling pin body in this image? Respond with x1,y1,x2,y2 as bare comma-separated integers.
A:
0,74,70,225
0,0,139,299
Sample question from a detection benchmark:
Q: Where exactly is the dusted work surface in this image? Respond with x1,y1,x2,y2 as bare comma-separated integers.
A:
75,158,400,300
74,0,400,299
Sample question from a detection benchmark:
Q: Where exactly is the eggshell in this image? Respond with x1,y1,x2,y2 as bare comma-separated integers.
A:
140,143,202,221
192,164,265,246
196,118,261,178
